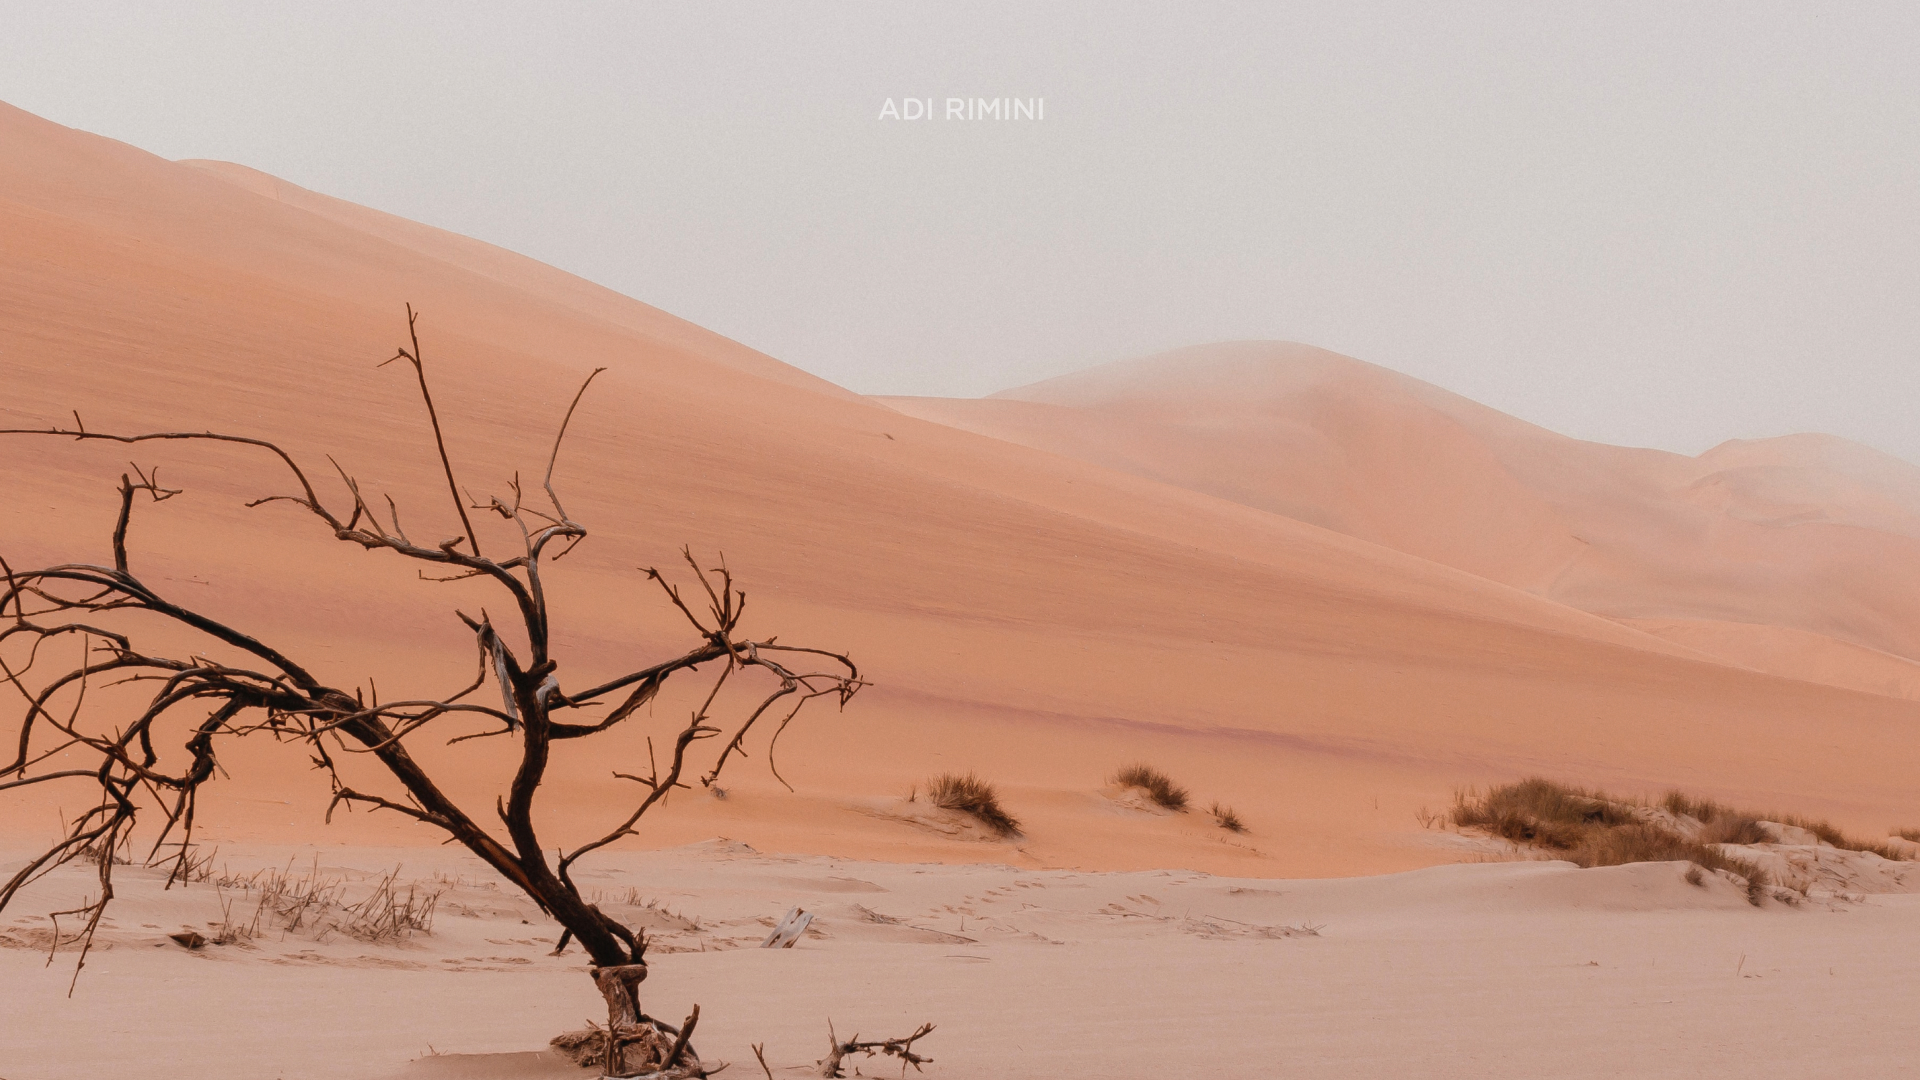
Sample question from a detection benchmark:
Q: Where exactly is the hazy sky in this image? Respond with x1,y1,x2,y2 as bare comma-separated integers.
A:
3,3,1917,459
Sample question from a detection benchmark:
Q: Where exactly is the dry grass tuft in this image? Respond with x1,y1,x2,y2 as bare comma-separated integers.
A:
334,868,442,942
1454,778,1779,905
1112,764,1190,812
1661,789,1908,858
1660,790,1731,823
1696,813,1771,847
926,773,1021,836
1451,777,1632,848
197,859,441,944
1770,815,1909,860
1209,802,1246,833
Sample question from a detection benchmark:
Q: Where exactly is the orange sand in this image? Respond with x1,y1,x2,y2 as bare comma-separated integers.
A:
3,102,1919,888
885,343,1920,697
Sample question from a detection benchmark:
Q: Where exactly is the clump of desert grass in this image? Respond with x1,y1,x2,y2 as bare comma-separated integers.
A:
1112,764,1189,812
1208,802,1246,833
185,857,442,945
925,772,1021,836
1659,790,1910,860
1451,778,1810,905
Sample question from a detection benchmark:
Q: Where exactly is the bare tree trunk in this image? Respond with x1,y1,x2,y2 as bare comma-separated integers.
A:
549,963,703,1076
594,963,650,1027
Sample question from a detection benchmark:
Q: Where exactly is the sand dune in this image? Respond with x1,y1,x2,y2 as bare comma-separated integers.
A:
5,100,1920,889
883,342,1920,697
1619,617,1920,700
175,159,855,401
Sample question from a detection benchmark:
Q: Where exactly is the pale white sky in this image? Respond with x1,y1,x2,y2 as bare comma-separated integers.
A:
3,3,1917,459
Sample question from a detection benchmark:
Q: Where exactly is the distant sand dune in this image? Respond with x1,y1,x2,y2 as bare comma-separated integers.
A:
884,342,1920,696
1618,617,1920,701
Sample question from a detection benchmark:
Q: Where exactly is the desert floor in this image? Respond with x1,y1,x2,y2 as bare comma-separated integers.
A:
6,839,1920,1080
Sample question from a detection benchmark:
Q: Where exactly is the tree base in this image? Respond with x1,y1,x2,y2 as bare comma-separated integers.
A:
551,1019,706,1078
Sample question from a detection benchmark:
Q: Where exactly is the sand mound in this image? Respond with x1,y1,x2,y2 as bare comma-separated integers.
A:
1448,780,1920,905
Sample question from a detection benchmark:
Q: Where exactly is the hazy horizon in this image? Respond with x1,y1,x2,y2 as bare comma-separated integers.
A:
2,2,1916,461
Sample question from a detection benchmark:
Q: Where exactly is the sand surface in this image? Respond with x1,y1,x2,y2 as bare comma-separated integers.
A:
6,841,1920,1079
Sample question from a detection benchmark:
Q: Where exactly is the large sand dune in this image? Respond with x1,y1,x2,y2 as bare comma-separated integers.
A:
884,342,1920,696
4,101,1919,886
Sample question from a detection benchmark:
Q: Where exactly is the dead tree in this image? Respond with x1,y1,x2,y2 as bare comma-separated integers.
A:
0,308,860,1077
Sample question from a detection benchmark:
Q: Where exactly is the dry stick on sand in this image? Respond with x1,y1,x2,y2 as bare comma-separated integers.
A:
761,905,814,948
0,309,862,1071
817,1021,937,1078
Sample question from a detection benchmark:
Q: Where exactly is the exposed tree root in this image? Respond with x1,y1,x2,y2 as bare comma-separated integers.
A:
551,1013,711,1078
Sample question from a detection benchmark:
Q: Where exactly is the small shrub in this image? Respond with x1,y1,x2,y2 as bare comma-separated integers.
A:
1112,764,1190,812
1209,802,1245,833
1452,778,1630,849
926,773,1021,836
1567,821,1695,867
1766,813,1908,860
1697,813,1769,847
1736,862,1773,906
1665,792,1905,859
1661,790,1731,824
1573,823,1771,904
1455,779,1772,904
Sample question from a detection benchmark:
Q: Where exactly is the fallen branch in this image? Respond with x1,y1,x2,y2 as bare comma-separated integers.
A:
817,1021,936,1077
